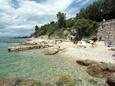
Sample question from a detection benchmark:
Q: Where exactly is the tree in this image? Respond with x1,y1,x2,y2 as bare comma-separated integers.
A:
66,18,75,28
76,0,115,22
33,25,40,37
35,25,39,32
57,12,66,28
71,19,98,38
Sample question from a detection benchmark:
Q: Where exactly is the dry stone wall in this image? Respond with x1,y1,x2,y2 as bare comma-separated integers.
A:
97,19,115,47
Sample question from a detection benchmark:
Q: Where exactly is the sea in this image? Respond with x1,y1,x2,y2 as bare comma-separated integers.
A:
0,37,106,85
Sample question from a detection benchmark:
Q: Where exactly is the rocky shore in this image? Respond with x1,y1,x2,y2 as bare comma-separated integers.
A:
8,38,66,55
0,75,78,86
8,44,52,52
7,37,115,86
0,75,110,86
8,37,115,64
76,59,115,86
8,38,54,52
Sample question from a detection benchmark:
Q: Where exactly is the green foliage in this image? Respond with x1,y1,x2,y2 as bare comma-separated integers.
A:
35,25,39,32
57,12,66,28
76,0,115,21
51,28,67,39
33,21,57,37
32,16,98,38
31,25,40,37
66,18,75,28
73,19,98,37
32,0,115,38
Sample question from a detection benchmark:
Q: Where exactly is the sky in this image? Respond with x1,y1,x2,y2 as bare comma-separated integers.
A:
0,0,95,37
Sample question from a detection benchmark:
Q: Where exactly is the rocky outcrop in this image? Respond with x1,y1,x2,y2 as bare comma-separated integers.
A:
42,47,60,55
76,60,115,78
108,48,115,51
0,78,44,86
0,76,75,86
0,76,109,86
8,38,56,52
8,45,40,52
0,78,17,86
18,80,42,86
76,60,98,66
87,63,112,78
43,83,54,86
8,44,53,52
87,63,115,78
112,54,115,57
56,75,76,86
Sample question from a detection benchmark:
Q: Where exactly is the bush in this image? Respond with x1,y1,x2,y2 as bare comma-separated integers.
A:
71,19,98,38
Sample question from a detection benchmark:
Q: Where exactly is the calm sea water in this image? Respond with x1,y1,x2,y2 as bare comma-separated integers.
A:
0,38,105,85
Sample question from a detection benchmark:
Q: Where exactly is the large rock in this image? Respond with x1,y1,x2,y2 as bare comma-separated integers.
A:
87,63,115,78
0,80,4,86
106,74,115,86
109,48,115,51
112,54,115,57
43,83,54,86
0,77,17,86
76,60,98,66
56,75,76,86
43,47,59,55
0,78,42,86
76,60,115,78
18,80,42,86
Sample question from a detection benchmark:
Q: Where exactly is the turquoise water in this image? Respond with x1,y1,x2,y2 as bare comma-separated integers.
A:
0,38,106,85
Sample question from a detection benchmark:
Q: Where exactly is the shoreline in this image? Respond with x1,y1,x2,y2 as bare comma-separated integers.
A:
57,40,115,64
8,37,115,64
5,37,115,86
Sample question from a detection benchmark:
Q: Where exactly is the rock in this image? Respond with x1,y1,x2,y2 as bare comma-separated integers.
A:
18,80,42,86
87,63,115,78
0,80,4,86
76,60,98,66
0,77,17,86
88,79,109,86
56,75,76,86
88,79,98,85
106,64,115,72
76,79,82,85
8,43,51,52
43,47,59,55
107,74,115,86
109,48,115,51
43,83,54,86
112,54,115,57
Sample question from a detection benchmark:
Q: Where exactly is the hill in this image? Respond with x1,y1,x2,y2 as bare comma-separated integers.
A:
31,0,115,42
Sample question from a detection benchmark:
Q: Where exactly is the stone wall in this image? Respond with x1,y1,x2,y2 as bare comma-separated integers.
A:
97,19,115,47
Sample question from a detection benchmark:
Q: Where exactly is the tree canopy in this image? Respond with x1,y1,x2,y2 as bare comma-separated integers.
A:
31,0,115,39
76,0,115,21
57,12,66,28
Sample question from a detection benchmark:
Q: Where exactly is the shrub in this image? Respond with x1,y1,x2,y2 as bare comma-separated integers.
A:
71,19,98,38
